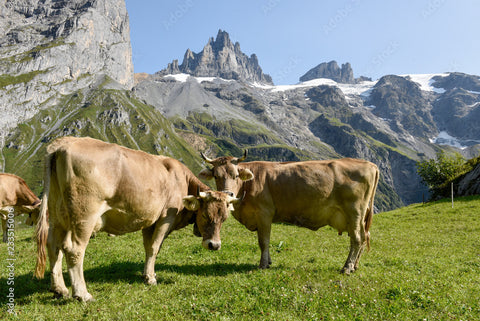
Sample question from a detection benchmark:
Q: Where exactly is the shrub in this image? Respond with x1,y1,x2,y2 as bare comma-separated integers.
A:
416,151,465,198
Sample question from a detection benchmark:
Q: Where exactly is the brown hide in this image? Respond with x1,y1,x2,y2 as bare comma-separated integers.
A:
0,173,40,242
35,136,235,301
200,154,379,273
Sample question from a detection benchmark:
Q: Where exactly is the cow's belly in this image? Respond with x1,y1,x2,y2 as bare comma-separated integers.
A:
96,208,159,235
274,206,347,233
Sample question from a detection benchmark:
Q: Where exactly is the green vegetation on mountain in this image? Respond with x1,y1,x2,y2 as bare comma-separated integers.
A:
1,80,205,195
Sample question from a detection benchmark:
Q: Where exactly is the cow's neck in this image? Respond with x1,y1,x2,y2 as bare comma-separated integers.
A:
187,174,210,196
16,185,38,206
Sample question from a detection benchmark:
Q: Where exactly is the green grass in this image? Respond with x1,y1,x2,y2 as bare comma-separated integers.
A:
1,196,480,320
0,71,46,88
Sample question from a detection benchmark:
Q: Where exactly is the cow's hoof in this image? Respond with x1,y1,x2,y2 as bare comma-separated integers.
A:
51,287,69,299
258,263,271,269
144,275,157,285
73,292,94,302
340,267,354,275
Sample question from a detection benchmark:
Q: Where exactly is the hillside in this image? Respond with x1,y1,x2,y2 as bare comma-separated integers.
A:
2,77,208,195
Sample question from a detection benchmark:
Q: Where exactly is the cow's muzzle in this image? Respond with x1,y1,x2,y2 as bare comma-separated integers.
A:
203,239,221,251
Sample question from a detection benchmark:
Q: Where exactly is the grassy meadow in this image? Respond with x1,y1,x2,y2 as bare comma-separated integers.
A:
1,196,479,320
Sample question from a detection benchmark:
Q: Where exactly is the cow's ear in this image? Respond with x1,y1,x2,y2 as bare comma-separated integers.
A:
198,168,214,180
238,168,254,181
183,195,200,211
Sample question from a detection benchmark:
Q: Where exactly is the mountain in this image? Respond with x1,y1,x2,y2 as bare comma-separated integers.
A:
158,29,273,85
0,0,134,133
2,2,480,211
135,45,480,209
299,60,371,83
0,0,202,193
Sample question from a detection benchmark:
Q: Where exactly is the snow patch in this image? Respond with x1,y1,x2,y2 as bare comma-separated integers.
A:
431,131,467,149
337,81,377,97
402,73,449,93
163,73,235,84
252,78,377,97
164,73,191,82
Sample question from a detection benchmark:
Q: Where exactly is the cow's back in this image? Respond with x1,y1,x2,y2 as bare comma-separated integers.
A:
47,137,189,232
0,174,18,206
0,173,38,207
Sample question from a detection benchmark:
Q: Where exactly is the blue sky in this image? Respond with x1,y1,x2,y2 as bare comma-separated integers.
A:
125,0,479,85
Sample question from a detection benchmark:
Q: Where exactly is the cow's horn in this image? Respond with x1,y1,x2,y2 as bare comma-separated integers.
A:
233,150,247,164
200,152,214,163
238,150,247,162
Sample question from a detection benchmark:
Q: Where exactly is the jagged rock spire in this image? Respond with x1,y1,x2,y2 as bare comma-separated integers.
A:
160,30,273,85
300,61,355,83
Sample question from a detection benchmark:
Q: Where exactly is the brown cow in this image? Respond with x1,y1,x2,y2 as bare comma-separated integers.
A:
199,151,379,274
0,173,41,242
34,136,239,302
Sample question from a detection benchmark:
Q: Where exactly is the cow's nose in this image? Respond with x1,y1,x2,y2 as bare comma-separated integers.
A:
205,240,221,251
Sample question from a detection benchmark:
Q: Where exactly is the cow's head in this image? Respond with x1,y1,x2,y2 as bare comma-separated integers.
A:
182,191,240,250
25,206,43,226
198,150,254,194
23,199,42,226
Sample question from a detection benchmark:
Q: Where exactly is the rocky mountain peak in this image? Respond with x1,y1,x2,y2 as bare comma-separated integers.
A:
299,60,370,84
158,29,273,85
210,29,233,51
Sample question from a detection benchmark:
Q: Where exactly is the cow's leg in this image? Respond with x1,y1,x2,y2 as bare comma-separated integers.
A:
63,220,96,302
47,225,69,298
142,215,173,285
341,220,366,274
257,220,273,269
353,239,367,270
1,218,6,242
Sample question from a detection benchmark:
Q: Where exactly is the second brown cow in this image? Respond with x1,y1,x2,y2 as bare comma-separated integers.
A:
199,151,379,274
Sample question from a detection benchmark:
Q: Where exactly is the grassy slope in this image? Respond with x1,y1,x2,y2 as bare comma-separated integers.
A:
1,196,479,320
2,85,207,195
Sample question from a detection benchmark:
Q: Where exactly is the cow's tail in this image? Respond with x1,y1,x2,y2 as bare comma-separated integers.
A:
364,166,379,252
34,151,54,279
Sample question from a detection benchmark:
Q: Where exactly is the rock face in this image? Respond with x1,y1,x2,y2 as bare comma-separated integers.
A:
159,30,273,85
367,75,436,137
457,163,480,196
0,0,134,131
431,73,480,144
300,61,357,83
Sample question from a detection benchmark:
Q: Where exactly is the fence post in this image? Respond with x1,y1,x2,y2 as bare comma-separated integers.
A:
451,182,454,208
